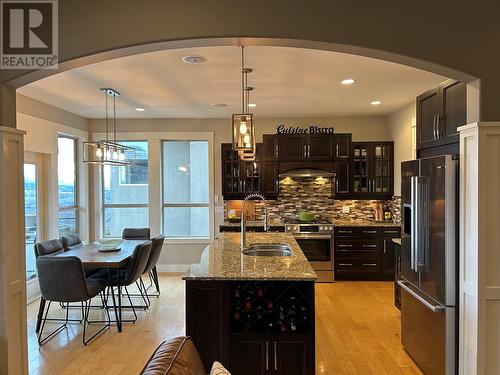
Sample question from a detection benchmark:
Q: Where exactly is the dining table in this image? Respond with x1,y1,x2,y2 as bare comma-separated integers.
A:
49,239,146,333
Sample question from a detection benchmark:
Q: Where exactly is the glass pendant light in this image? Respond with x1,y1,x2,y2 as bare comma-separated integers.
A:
232,46,256,160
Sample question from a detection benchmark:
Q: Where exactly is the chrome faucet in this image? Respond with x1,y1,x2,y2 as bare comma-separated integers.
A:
241,193,268,249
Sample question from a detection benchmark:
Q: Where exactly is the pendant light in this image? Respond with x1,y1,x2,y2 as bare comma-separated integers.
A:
83,88,136,166
232,46,256,160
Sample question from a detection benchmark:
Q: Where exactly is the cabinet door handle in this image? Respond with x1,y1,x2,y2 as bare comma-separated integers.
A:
362,244,377,248
362,230,377,234
336,179,339,193
266,341,269,371
274,341,277,371
336,144,339,158
307,144,311,158
363,263,377,267
275,179,279,193
303,144,307,158
338,230,353,234
433,114,439,139
384,240,387,254
275,144,279,158
437,115,441,138
339,263,353,266
384,230,399,234
338,244,353,248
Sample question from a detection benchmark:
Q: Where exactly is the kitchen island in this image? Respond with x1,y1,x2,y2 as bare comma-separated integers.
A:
183,232,316,375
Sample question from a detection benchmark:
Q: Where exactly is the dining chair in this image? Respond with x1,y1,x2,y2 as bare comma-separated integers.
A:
100,241,152,325
128,235,165,307
36,256,110,345
122,227,150,240
33,239,85,332
140,235,165,301
34,239,65,257
61,233,83,250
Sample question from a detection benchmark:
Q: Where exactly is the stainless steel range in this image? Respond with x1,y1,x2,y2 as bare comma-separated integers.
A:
284,218,334,283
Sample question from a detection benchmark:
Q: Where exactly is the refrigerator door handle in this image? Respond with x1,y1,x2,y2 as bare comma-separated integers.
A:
410,176,417,271
411,175,429,272
398,280,446,312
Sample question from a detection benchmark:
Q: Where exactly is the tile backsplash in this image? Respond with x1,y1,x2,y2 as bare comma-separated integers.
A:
225,177,401,223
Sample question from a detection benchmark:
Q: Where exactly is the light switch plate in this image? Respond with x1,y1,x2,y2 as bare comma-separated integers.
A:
342,206,350,214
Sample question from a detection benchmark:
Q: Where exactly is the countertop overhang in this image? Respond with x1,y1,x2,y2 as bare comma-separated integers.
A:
182,232,317,281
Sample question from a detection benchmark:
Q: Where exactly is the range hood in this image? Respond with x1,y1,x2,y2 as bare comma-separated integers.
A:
279,168,336,178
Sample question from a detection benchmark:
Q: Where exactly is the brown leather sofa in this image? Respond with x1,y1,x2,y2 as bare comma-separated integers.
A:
140,336,206,375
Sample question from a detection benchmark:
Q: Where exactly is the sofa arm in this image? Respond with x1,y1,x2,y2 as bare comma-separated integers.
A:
140,336,206,375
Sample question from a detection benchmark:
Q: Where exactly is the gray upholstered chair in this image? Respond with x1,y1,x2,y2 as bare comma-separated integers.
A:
36,256,110,345
61,233,83,250
122,227,150,240
34,239,65,257
99,241,152,324
141,235,165,300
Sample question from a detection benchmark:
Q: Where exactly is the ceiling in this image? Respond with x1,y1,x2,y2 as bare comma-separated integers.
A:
17,46,446,118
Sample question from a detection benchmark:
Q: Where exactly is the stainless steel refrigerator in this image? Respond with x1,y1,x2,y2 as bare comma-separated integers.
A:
398,155,458,375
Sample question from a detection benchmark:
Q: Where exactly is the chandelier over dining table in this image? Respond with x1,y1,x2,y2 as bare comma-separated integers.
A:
83,88,136,166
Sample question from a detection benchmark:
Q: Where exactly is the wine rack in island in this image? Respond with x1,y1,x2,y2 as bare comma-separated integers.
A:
186,279,315,375
230,281,313,334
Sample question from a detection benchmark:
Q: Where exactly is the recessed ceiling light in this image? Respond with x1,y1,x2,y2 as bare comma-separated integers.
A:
182,55,207,64
135,107,145,112
341,79,355,85
248,103,257,108
370,100,382,106
212,103,227,108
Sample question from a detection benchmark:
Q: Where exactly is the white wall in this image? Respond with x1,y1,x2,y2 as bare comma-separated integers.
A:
387,103,416,196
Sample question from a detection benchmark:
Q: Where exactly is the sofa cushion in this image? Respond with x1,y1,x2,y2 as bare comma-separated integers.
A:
140,336,206,375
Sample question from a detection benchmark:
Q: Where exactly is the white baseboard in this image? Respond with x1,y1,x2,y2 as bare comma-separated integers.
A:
156,264,191,273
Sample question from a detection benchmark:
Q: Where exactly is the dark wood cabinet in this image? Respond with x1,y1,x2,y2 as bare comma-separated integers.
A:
278,134,333,162
222,143,278,199
417,79,466,155
350,142,394,199
186,281,230,371
277,135,307,161
334,226,400,281
333,133,352,160
381,227,401,277
229,334,312,375
261,161,279,198
262,135,278,160
394,241,402,310
229,335,267,375
334,159,350,196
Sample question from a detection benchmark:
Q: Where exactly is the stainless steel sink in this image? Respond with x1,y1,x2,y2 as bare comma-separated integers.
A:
242,243,293,257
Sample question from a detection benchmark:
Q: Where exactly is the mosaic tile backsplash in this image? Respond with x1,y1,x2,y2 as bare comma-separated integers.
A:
226,177,401,223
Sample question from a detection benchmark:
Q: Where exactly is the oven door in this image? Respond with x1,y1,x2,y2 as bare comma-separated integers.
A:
293,234,333,270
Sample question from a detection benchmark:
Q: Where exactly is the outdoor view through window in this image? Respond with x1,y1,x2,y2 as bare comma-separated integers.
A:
58,136,78,236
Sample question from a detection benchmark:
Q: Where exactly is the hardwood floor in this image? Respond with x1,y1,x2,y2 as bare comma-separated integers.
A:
27,275,422,375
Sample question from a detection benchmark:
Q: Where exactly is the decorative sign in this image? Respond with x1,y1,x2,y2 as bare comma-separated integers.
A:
276,124,334,135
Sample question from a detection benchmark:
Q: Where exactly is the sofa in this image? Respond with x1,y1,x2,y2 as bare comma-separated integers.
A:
140,336,206,375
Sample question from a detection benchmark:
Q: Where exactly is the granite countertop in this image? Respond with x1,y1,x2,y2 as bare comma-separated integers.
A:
333,219,401,227
392,238,402,245
220,220,285,228
183,232,317,281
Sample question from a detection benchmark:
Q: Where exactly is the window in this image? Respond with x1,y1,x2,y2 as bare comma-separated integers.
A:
102,141,149,237
24,163,38,280
162,141,209,238
58,136,78,237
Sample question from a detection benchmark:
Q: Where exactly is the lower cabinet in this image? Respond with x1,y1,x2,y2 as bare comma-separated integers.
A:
334,226,401,281
186,280,315,375
229,334,313,375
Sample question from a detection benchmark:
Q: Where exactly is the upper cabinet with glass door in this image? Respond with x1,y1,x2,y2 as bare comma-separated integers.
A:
350,141,394,199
